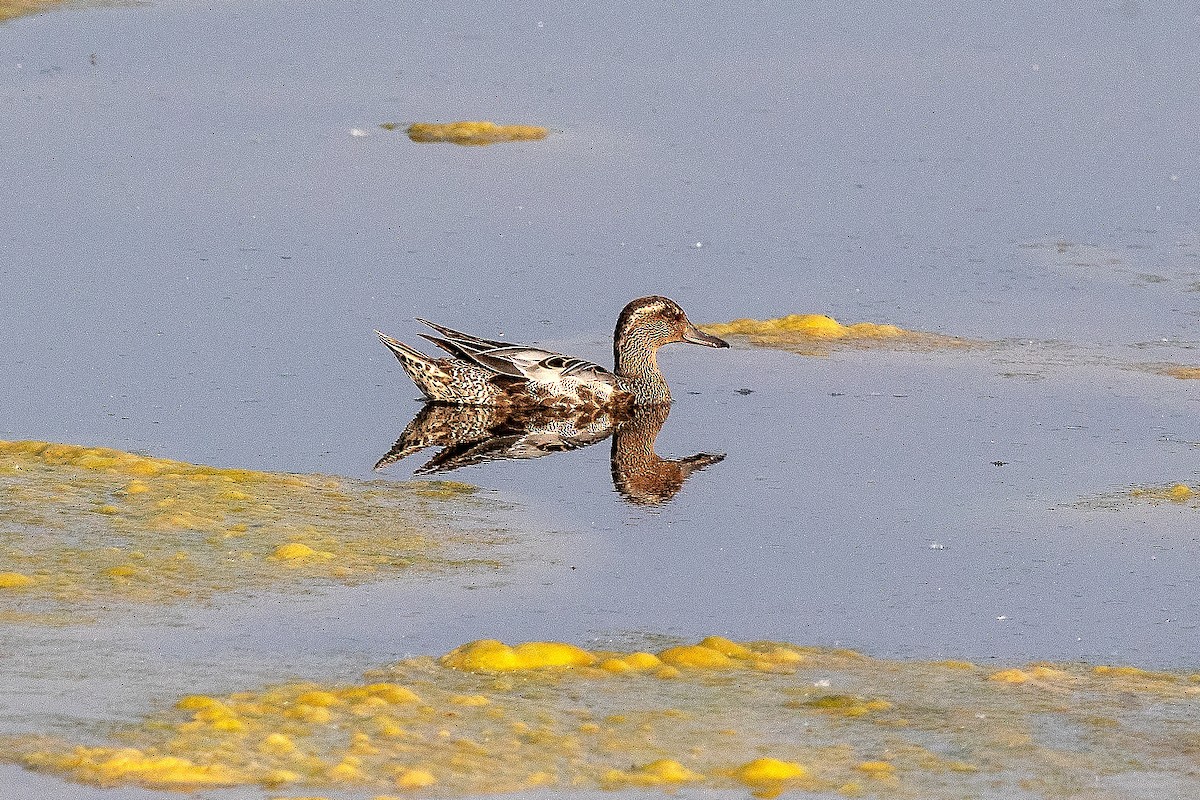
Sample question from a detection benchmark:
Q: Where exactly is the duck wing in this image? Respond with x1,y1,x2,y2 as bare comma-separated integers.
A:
417,319,511,352
417,319,615,385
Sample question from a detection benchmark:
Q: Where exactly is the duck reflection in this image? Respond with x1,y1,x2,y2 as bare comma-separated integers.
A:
375,403,724,506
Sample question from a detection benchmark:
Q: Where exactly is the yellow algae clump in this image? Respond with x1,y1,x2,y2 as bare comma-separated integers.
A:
794,695,893,717
441,639,596,672
405,121,548,146
604,758,702,787
0,439,508,616
176,695,223,711
856,760,896,778
1093,665,1177,682
697,635,754,658
360,684,421,704
639,759,702,783
754,646,806,666
1028,665,1068,680
394,768,436,788
260,734,297,756
1169,484,1194,501
658,644,734,669
700,314,966,356
599,658,635,674
600,651,663,673
327,758,365,782
988,668,1031,684
296,690,341,707
735,757,809,787
272,543,334,561
0,571,35,589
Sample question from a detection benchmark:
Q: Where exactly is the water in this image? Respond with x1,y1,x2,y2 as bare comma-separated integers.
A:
2,1,1200,797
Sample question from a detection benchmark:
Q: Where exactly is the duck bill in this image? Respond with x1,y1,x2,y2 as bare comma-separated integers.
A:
682,324,730,348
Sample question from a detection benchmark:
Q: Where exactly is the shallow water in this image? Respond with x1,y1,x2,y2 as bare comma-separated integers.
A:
3,1,1200,798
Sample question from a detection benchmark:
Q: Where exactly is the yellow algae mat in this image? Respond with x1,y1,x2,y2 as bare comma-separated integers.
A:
700,314,971,357
6,636,1200,797
0,441,508,616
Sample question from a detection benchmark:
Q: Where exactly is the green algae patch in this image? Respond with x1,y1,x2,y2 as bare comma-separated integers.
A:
700,314,970,356
0,441,509,616
7,636,1200,797
402,121,548,146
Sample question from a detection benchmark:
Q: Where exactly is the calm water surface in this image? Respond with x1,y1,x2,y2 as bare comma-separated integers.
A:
2,1,1200,798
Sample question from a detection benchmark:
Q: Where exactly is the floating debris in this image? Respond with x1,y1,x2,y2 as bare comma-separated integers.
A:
0,441,510,617
5,636,1200,797
399,121,549,146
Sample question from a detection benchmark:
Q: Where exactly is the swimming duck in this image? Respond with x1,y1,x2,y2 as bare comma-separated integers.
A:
376,296,729,408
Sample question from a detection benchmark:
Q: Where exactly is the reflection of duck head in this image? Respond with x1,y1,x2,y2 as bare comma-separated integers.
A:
375,403,724,505
610,404,725,506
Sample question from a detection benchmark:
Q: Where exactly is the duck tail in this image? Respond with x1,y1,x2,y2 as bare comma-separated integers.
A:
375,330,453,401
375,330,430,364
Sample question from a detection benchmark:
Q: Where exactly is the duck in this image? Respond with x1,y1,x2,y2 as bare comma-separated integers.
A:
375,296,729,408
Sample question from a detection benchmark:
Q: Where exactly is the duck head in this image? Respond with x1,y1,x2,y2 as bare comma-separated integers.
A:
613,296,730,356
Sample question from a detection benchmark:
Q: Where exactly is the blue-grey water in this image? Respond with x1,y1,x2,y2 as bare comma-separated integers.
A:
2,1,1200,798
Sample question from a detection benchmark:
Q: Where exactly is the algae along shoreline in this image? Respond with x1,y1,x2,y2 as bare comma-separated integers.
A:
0,440,512,618
6,636,1200,798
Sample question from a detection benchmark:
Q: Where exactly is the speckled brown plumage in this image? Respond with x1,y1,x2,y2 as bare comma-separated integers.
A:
375,296,729,408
